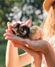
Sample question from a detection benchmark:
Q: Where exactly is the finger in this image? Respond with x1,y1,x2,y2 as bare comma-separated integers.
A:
5,36,9,39
4,32,12,37
5,36,12,40
12,22,18,27
4,33,9,37
5,29,8,32
4,33,17,41
4,33,14,39
5,29,10,32
3,33,7,37
7,22,12,30
5,29,13,34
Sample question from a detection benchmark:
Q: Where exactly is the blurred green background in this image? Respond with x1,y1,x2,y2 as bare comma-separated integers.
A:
0,0,44,67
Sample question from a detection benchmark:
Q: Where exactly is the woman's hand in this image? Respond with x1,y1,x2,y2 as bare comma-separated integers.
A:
4,22,26,48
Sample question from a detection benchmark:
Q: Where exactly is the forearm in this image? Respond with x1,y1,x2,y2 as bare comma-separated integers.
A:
18,45,42,67
19,49,42,67
6,40,20,67
23,39,49,54
24,39,55,67
44,45,55,67
19,53,34,66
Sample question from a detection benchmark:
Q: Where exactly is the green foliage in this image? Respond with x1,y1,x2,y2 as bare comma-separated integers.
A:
0,23,7,40
35,0,44,9
0,0,44,23
0,43,6,67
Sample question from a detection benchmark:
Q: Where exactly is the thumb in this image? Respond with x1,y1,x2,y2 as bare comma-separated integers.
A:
7,22,13,33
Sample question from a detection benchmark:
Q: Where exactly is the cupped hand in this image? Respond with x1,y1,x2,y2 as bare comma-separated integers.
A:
4,22,25,48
